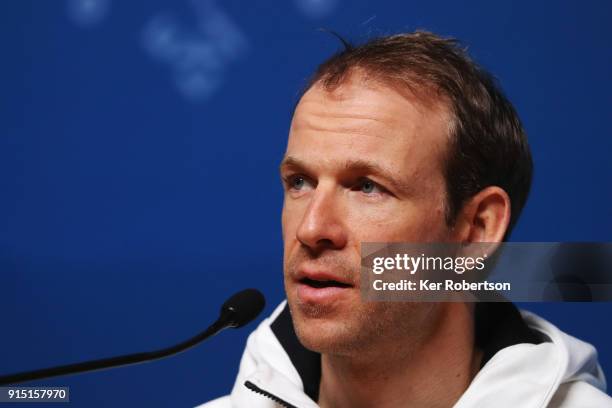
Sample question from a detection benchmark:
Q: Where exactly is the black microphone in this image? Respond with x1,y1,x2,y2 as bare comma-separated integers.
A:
0,288,265,385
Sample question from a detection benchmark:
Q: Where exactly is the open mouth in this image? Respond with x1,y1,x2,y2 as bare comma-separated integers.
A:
300,278,352,289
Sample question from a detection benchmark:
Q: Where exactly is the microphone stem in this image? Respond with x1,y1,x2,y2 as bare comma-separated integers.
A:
0,316,231,385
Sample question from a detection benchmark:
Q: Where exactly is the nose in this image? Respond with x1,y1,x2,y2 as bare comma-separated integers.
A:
296,183,348,253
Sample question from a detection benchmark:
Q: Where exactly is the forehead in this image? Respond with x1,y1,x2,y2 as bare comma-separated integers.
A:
287,75,450,186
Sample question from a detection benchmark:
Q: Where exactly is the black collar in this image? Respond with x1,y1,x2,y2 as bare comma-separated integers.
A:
270,305,321,401
270,302,544,402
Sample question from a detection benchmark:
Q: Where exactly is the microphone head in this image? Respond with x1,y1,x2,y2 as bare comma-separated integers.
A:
220,289,266,328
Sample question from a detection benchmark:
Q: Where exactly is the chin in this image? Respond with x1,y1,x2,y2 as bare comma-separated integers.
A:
289,305,360,355
293,320,344,354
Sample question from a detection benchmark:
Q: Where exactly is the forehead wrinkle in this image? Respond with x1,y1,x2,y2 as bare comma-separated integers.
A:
297,70,452,140
291,106,399,140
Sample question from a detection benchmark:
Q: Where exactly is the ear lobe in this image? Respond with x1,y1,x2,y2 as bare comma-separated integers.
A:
454,186,511,243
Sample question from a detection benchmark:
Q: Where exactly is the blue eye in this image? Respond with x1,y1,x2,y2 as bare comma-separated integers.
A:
284,175,312,192
361,180,375,194
361,179,376,194
292,176,306,190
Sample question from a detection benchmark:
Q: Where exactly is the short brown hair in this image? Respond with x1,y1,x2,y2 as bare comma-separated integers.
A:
300,30,533,239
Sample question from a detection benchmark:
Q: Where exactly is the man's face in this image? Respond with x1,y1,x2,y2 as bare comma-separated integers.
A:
281,74,456,355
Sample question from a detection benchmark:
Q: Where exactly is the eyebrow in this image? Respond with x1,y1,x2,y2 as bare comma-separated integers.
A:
279,155,412,194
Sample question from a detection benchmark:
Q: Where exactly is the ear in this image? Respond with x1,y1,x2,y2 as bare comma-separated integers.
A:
451,186,511,243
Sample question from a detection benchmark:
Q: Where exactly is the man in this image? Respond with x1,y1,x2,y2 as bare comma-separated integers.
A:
200,31,610,407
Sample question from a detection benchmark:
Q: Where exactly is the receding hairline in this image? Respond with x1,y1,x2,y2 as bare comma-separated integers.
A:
304,65,453,115
287,68,457,217
297,68,458,166
294,67,457,144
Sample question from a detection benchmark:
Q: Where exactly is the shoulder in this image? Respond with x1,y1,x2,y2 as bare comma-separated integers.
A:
193,302,292,408
549,381,612,407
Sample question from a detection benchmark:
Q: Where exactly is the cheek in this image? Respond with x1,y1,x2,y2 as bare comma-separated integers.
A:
281,203,287,241
281,201,302,250
411,205,450,240
346,200,448,242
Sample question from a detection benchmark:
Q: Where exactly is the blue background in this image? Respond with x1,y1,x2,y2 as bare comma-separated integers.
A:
1,0,610,406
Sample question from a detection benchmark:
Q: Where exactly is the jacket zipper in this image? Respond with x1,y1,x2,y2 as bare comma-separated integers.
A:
244,380,299,408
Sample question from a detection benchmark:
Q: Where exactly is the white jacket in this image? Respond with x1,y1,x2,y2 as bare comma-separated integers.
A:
198,301,611,408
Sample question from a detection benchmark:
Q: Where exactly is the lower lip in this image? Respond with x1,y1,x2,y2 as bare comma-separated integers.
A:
296,282,352,304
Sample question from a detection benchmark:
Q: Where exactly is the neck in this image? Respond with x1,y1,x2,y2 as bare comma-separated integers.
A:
318,303,481,408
